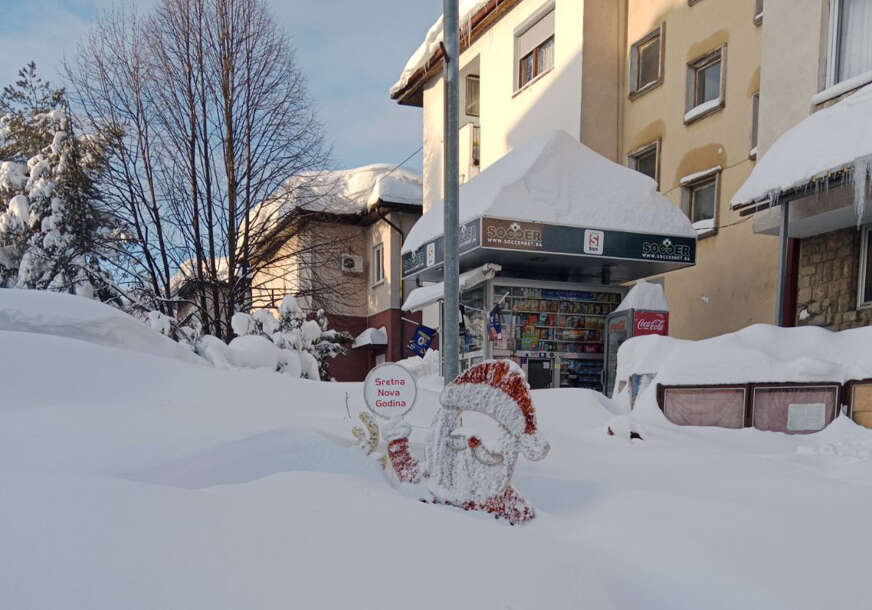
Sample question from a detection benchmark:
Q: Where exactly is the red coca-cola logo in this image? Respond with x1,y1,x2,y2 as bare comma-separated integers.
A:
634,311,668,336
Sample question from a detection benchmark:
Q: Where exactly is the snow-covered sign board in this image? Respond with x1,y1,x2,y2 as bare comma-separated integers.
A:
363,363,417,419
787,403,828,432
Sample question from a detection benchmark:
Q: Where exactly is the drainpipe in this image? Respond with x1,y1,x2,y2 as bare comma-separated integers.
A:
378,210,406,360
443,0,461,382
776,200,790,326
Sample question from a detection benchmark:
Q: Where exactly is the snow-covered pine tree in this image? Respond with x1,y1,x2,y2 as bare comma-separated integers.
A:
0,62,117,300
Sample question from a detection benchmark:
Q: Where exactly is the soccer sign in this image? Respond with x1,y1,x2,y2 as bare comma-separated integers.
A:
408,324,436,357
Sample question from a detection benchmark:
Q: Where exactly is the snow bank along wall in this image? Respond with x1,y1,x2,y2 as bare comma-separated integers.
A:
616,325,872,433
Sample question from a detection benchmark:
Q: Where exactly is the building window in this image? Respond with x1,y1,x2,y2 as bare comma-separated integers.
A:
754,0,764,24
685,46,726,124
472,125,481,166
681,168,720,236
628,140,660,186
372,243,384,286
629,24,665,98
828,0,872,88
465,75,480,117
515,8,555,91
860,226,872,307
750,91,760,159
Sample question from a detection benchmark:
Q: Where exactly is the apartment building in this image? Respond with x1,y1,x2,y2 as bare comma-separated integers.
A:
732,0,872,330
391,0,777,358
621,0,780,338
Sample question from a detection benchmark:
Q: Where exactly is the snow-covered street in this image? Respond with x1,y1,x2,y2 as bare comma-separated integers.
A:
3,291,872,610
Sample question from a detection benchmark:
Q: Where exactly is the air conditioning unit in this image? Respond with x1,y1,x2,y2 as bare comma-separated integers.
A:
340,254,363,274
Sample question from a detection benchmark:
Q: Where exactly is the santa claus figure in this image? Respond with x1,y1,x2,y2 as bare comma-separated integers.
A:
376,360,550,524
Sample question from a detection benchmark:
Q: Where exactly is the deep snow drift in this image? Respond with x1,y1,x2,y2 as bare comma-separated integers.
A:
3,292,872,610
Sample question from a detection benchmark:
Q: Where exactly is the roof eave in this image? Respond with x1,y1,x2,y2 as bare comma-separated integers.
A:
390,0,523,106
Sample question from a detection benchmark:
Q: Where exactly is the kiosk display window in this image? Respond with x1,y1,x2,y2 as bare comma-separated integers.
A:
489,285,621,391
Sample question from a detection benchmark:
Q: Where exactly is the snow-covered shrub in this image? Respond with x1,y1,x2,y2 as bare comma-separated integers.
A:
278,349,302,377
227,334,280,371
233,296,352,380
144,309,201,350
196,334,232,369
231,311,254,337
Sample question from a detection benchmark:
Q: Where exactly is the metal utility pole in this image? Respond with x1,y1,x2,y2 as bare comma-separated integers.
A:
775,200,790,326
442,0,461,381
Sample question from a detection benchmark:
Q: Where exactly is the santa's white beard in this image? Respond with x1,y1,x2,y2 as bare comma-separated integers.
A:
428,440,514,505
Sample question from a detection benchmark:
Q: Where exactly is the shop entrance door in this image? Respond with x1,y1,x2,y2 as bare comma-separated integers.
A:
527,359,553,389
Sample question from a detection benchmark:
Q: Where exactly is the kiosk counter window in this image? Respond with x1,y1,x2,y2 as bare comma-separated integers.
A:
491,285,621,391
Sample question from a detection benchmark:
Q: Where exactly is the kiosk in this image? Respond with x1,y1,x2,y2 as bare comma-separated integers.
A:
402,131,697,389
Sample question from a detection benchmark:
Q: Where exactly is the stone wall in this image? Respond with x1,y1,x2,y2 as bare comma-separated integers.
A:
796,227,872,330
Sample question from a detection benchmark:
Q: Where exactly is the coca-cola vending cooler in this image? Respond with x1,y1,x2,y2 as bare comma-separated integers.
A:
602,308,669,397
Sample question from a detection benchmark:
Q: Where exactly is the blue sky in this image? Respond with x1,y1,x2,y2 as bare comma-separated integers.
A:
0,0,439,172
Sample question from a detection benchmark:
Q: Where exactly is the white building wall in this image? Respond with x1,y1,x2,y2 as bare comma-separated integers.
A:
420,0,586,211
758,0,827,156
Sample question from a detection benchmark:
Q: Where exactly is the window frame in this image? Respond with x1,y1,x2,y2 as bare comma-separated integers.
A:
517,35,555,90
826,0,872,90
750,91,760,159
372,242,385,287
465,74,480,118
629,23,665,99
627,140,661,188
680,168,721,238
685,45,727,124
859,225,872,308
513,4,556,94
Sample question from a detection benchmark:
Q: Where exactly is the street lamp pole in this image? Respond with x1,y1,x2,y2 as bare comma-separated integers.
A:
442,0,460,381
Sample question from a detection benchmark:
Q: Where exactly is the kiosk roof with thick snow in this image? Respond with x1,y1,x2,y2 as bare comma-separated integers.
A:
402,131,697,284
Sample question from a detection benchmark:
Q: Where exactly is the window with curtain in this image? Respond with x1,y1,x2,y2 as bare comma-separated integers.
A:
835,0,872,84
515,8,555,90
465,75,480,117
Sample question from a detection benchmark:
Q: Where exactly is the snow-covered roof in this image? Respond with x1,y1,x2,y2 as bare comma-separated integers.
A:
732,83,872,207
614,279,668,313
390,1,489,98
403,130,696,255
402,263,501,312
352,326,388,348
250,165,423,240
284,164,423,216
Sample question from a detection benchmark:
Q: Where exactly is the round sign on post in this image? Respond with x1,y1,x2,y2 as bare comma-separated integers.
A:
363,363,417,419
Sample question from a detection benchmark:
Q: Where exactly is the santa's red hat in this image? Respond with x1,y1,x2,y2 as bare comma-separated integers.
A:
439,360,550,461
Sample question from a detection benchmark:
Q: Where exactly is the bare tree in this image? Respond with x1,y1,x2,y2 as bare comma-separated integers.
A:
67,0,341,338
